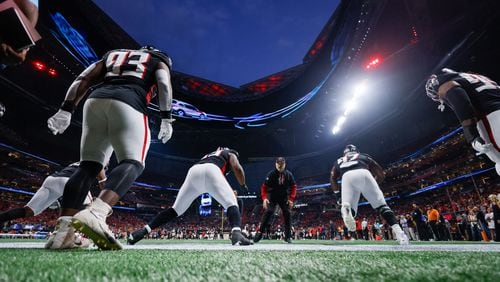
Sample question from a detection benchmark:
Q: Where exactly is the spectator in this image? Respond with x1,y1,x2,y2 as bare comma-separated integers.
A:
485,206,495,241
427,205,440,240
412,203,428,241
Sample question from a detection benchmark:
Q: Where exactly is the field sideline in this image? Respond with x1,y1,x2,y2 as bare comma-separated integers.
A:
0,239,499,281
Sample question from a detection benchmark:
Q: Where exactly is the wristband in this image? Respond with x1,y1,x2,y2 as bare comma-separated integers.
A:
60,101,76,113
463,124,480,143
160,110,172,119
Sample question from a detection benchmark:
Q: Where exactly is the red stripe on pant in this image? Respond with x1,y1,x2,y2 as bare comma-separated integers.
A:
141,114,148,162
481,116,500,151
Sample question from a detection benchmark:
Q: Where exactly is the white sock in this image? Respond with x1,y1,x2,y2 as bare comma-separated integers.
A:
391,224,403,235
91,198,112,218
58,216,72,222
231,227,241,232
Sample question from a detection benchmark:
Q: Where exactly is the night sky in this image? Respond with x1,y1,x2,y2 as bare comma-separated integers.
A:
92,0,340,87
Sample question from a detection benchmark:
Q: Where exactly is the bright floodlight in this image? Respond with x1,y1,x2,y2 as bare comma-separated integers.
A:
337,116,347,126
353,81,367,97
332,125,340,135
344,98,357,115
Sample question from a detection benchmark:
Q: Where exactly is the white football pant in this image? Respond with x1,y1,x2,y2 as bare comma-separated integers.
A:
172,163,238,215
341,169,387,215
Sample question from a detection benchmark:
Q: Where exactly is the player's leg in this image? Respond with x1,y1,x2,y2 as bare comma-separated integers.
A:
340,171,361,232
205,164,252,245
69,98,117,250
26,176,68,217
0,207,29,223
478,110,500,175
128,167,201,245
361,170,408,245
277,198,292,243
254,199,277,243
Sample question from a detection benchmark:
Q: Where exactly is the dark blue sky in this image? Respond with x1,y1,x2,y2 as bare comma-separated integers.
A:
93,0,339,87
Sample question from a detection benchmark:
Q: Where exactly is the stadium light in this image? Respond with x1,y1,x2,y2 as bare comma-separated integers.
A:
32,60,46,71
344,98,357,115
332,80,369,136
353,81,367,97
336,115,347,126
48,68,58,77
365,57,381,70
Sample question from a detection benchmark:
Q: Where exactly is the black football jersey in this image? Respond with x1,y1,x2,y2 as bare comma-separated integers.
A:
89,49,165,113
51,162,80,178
334,153,374,178
197,148,233,174
437,71,500,115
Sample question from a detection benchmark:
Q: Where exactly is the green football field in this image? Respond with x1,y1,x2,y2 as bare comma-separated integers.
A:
0,239,499,281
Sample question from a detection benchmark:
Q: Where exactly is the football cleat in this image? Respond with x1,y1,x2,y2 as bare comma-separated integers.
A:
253,232,263,243
127,228,148,245
396,232,410,245
284,237,292,244
45,216,76,250
73,235,92,249
71,209,122,250
231,230,253,246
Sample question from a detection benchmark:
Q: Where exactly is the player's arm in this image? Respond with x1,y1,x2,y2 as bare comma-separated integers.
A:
367,157,385,183
438,81,478,140
438,81,492,153
287,173,297,208
330,166,339,191
156,62,175,143
228,152,246,188
47,60,105,135
288,174,297,202
63,60,105,110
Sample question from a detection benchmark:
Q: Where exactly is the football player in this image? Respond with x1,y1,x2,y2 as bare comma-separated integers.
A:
426,68,500,175
330,145,409,245
127,147,252,246
0,162,106,249
46,45,174,250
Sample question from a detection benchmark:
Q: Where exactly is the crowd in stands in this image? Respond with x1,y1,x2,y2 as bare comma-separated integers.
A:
1,129,499,242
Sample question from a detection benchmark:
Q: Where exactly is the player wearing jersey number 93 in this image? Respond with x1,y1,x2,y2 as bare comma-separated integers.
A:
46,46,174,250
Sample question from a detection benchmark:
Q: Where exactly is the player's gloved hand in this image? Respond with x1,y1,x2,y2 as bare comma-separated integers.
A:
47,109,72,135
471,137,493,156
240,184,249,194
158,118,175,143
287,200,293,209
263,199,270,210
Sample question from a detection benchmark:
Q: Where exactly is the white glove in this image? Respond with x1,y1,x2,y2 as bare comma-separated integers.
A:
47,109,72,135
158,118,174,143
263,199,270,210
471,137,493,156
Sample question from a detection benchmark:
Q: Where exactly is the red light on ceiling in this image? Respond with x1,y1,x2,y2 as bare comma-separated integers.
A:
48,68,57,77
365,57,382,70
32,60,46,71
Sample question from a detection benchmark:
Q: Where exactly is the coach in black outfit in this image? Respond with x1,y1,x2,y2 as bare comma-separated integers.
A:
254,157,297,243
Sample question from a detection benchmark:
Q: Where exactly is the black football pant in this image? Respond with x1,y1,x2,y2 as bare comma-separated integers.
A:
259,196,291,239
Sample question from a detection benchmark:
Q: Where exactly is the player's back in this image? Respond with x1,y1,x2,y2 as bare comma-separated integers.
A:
89,49,165,113
102,49,162,90
437,70,500,115
335,153,373,178
197,148,232,174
